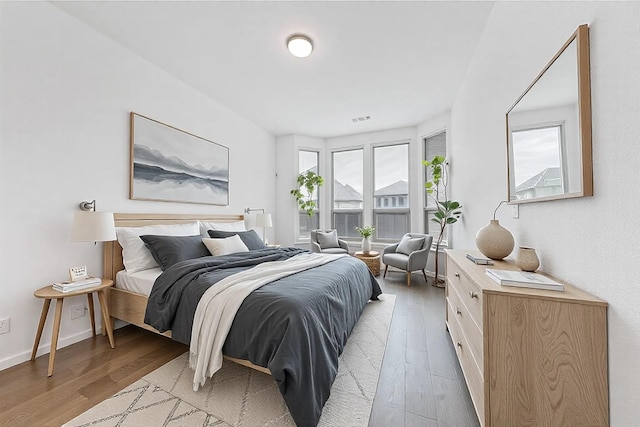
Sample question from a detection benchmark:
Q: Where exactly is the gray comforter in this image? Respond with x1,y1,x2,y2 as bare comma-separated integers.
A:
144,247,382,427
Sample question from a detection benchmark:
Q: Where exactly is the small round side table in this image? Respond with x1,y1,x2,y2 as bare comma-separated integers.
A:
31,278,115,376
354,251,381,276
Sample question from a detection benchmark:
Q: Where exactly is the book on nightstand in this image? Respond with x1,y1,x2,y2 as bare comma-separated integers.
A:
53,277,101,293
486,268,564,291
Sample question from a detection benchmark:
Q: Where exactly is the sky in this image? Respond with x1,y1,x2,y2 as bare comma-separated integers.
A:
512,126,561,185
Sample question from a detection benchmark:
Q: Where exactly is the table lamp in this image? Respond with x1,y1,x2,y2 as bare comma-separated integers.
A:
255,213,273,244
69,200,116,281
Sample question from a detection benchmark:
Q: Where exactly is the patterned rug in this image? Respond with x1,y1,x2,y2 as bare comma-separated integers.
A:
65,294,395,427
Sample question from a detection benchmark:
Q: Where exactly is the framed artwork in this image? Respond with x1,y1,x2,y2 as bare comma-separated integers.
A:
130,112,229,206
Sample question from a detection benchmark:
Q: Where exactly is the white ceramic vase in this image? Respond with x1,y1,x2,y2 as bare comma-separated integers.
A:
475,219,514,260
362,237,372,254
515,246,540,272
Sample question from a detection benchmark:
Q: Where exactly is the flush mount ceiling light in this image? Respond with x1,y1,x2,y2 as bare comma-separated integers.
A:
287,34,313,58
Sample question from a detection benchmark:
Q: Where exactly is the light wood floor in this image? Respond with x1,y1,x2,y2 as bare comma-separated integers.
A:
0,274,478,427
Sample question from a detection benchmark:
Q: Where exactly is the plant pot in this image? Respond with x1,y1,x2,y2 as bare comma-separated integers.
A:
475,219,514,260
362,237,372,254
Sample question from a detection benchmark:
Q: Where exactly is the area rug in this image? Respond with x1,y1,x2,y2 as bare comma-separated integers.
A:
65,294,395,427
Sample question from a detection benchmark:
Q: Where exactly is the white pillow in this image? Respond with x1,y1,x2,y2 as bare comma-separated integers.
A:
198,220,246,234
116,222,199,273
202,235,249,257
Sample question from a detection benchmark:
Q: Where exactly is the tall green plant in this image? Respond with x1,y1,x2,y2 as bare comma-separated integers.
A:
423,155,462,287
290,171,324,216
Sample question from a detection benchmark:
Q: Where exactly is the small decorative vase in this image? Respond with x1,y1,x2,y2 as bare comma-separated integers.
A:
475,219,515,260
362,237,372,254
516,246,540,272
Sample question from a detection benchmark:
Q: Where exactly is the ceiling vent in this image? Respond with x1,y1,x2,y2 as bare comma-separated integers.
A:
352,116,371,123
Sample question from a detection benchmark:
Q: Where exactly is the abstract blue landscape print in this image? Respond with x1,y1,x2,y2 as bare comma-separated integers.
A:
130,113,229,205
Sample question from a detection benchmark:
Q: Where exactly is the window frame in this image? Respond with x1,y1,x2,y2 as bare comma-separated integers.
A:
509,122,567,199
372,141,410,242
297,149,320,241
423,130,448,247
331,148,364,239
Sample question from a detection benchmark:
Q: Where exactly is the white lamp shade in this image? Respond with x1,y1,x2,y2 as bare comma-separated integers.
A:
71,211,116,242
255,213,273,228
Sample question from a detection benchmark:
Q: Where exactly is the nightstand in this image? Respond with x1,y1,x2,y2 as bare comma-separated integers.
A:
354,251,381,276
31,278,115,376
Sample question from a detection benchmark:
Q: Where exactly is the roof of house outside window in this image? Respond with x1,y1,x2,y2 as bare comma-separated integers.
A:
374,180,408,197
516,167,561,192
334,180,362,202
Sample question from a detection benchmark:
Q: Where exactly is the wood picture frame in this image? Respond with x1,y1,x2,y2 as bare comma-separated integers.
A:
130,112,229,205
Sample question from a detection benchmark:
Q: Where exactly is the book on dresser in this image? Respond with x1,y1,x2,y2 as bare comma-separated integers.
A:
485,268,564,291
465,253,494,265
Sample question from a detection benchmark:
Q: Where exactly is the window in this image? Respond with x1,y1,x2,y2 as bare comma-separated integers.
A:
424,131,447,243
373,143,409,240
511,125,565,200
298,150,319,238
332,149,363,238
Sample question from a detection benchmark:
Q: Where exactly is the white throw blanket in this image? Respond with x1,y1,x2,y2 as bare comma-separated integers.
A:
190,252,347,390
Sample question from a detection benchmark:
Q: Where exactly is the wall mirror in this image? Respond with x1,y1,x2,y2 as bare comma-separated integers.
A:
506,24,592,204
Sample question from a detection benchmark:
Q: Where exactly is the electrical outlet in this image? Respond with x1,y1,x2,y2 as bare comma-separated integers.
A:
0,317,10,334
511,204,519,219
71,305,86,320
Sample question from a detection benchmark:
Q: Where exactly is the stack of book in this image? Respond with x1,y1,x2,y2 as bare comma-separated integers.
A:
53,277,101,293
485,268,564,292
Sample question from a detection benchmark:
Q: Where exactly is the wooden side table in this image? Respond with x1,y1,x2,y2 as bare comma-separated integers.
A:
31,279,115,376
354,251,381,276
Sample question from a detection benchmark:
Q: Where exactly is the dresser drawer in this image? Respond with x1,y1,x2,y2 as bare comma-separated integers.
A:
448,284,483,370
447,305,485,426
447,257,483,329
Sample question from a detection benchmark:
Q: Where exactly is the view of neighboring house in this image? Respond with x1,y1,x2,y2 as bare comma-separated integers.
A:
334,179,363,209
374,180,409,208
515,167,562,200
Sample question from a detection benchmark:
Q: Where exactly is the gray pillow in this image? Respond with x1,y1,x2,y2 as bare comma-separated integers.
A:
317,230,339,249
397,235,425,255
140,234,210,271
207,229,267,250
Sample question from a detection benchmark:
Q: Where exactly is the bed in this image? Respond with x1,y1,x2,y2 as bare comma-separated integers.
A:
104,213,382,427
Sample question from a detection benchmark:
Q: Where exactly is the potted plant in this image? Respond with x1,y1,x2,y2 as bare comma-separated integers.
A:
290,171,324,216
423,155,462,287
355,225,375,253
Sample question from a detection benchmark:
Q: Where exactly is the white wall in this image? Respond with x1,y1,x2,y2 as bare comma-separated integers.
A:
450,2,640,424
0,2,276,370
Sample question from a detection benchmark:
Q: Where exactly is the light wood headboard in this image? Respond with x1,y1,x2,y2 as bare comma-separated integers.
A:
103,213,244,284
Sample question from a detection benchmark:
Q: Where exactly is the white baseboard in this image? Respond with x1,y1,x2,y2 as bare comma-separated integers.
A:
0,328,96,372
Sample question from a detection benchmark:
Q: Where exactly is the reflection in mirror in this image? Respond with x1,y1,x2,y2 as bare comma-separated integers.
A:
507,25,592,203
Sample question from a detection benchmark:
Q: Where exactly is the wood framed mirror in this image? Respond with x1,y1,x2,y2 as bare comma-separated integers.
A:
506,24,592,204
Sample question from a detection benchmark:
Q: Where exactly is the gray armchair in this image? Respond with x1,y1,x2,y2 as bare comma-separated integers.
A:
310,229,349,254
382,233,433,286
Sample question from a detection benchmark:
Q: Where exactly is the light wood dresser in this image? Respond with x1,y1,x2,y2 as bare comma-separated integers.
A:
445,249,608,426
